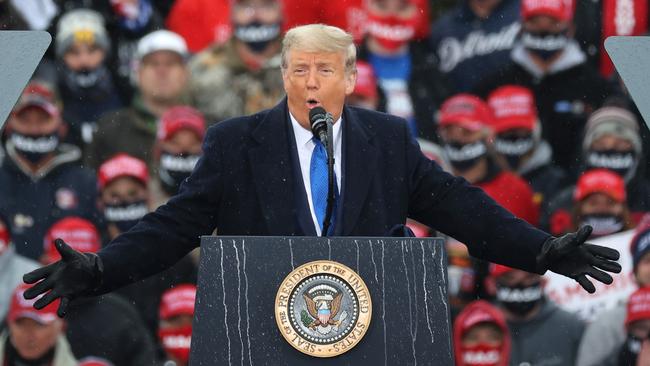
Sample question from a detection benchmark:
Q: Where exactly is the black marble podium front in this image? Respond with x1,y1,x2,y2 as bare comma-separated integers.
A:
190,237,453,365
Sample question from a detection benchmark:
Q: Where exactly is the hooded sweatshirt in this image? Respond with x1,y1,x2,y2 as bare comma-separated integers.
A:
453,300,511,366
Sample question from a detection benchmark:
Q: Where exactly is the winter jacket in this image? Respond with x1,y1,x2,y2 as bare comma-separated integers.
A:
0,143,99,260
357,40,453,142
430,0,522,93
0,245,39,321
0,330,78,366
475,41,617,173
65,294,158,365
517,141,567,212
507,300,585,366
188,38,286,125
86,95,159,170
576,300,626,366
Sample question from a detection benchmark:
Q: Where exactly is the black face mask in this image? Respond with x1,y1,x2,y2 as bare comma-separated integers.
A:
10,131,59,164
521,29,570,61
495,281,543,316
618,334,643,366
494,135,535,170
579,215,624,237
158,151,201,196
59,62,116,102
444,141,487,172
586,149,637,179
234,21,281,53
104,200,148,233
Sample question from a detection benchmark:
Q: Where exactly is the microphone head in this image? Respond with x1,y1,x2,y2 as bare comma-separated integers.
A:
309,107,328,140
309,107,327,125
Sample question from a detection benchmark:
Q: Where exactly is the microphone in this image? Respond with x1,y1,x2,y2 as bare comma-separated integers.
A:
309,107,331,148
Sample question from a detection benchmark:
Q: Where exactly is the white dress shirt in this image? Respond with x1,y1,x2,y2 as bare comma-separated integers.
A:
289,112,342,236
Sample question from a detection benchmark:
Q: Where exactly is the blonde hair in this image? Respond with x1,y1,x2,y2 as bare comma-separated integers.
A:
281,24,357,75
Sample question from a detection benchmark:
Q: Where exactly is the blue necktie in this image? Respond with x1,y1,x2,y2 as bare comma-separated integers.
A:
310,138,338,235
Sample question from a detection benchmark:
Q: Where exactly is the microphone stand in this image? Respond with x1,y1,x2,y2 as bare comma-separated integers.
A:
321,114,336,236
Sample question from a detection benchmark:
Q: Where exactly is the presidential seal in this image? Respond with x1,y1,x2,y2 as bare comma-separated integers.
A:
275,260,372,358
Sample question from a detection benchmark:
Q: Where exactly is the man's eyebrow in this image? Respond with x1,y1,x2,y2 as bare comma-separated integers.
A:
315,61,336,68
290,61,309,68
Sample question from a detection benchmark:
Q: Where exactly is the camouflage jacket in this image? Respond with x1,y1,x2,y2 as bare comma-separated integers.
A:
189,39,285,124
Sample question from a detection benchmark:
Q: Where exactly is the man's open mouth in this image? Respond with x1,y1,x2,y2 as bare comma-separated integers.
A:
306,99,321,108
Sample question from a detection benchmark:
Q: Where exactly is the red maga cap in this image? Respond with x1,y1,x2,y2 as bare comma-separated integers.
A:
487,85,537,133
521,0,574,21
626,287,650,326
439,94,492,132
158,106,206,142
159,284,197,320
97,153,149,190
574,169,626,203
43,217,101,264
13,81,59,118
7,283,60,325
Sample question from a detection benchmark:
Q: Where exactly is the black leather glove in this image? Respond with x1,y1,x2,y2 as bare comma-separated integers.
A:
536,226,622,293
23,238,104,317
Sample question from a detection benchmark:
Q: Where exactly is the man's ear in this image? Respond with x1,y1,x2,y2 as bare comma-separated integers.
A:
344,70,357,96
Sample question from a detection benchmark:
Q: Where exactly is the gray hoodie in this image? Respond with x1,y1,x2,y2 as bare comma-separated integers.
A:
507,300,585,366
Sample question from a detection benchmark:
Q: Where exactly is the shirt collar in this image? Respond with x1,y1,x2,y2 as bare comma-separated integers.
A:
289,111,343,147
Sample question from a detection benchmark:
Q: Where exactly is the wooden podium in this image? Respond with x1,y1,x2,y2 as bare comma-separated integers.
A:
190,236,453,365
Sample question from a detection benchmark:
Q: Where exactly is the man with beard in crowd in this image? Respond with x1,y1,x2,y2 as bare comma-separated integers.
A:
189,0,286,125
0,81,98,261
475,0,616,173
489,264,585,365
357,0,451,141
86,29,190,171
54,8,122,148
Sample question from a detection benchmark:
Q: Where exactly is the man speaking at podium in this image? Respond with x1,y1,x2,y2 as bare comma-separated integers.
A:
24,24,620,316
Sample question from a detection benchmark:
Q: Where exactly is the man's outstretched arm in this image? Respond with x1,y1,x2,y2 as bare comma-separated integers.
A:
23,126,225,316
404,124,621,293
